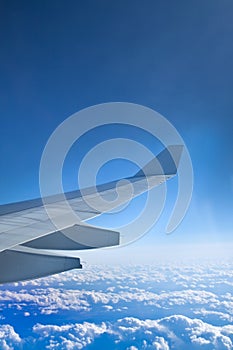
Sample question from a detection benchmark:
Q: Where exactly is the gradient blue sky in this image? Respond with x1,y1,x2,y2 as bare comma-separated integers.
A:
0,1,232,251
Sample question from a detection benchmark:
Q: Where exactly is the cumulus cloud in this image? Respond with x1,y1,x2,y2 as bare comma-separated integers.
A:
0,286,222,316
193,308,233,322
0,312,229,349
0,324,22,350
21,315,233,349
33,322,107,349
1,263,233,323
115,315,233,349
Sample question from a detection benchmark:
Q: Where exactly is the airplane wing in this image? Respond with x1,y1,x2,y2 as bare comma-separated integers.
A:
0,145,183,283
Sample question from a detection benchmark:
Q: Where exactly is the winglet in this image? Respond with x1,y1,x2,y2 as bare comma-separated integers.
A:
135,145,183,177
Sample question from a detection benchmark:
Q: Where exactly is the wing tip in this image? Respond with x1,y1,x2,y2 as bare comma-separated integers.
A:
135,144,183,177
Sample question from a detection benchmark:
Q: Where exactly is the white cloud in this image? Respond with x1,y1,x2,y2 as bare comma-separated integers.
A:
102,305,113,311
193,308,233,322
33,322,107,349
1,263,233,349
0,286,222,316
0,314,232,349
152,337,169,350
1,263,233,321
0,325,22,350
31,315,233,349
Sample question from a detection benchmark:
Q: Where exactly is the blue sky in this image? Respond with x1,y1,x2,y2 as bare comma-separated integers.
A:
0,1,233,252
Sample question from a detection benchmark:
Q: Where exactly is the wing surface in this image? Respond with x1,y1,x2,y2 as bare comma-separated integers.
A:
0,145,183,282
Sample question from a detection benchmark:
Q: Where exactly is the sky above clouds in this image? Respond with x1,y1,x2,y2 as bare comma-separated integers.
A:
0,2,232,254
1,3,233,348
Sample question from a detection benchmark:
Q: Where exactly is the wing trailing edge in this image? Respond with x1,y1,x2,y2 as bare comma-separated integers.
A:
22,224,120,250
0,248,82,284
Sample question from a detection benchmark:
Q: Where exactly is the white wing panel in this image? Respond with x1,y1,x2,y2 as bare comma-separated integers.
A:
0,175,170,252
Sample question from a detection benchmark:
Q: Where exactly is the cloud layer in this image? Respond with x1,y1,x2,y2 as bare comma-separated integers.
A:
0,262,233,349
1,315,233,349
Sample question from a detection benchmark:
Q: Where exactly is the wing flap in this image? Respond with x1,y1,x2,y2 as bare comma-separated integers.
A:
22,224,120,250
0,248,82,284
0,222,120,252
